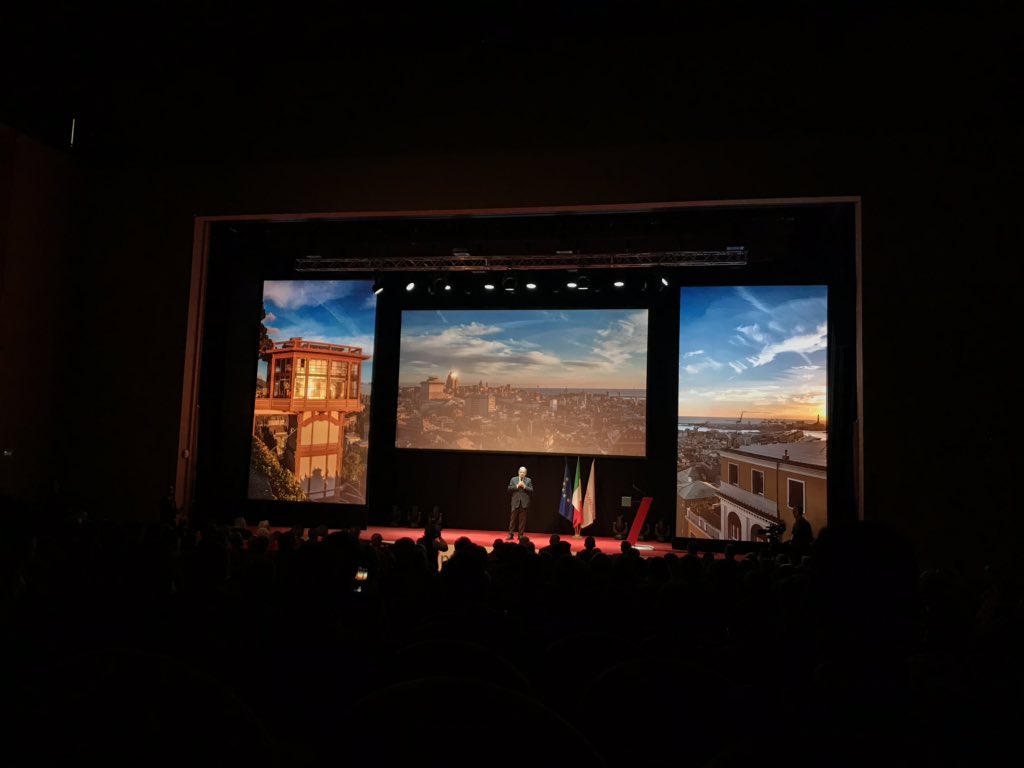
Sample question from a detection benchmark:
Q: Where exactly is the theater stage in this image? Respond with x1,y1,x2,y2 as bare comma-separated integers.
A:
362,525,680,557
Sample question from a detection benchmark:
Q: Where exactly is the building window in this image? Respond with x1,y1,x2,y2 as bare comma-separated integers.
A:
752,469,764,496
788,478,805,511
294,358,307,400
306,359,327,399
728,463,738,485
273,358,293,397
727,511,741,540
349,361,360,400
330,361,348,399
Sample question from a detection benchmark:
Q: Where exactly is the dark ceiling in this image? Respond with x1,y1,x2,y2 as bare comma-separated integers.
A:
3,2,1018,162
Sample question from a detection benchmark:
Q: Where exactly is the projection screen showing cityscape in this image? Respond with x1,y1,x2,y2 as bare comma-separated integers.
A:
397,309,648,455
249,280,375,504
676,286,828,542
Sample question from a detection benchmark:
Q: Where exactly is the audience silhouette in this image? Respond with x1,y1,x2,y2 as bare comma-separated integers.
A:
1,495,1019,768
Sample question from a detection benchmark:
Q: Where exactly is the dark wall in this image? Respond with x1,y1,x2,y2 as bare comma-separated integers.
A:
3,125,1019,575
0,127,80,505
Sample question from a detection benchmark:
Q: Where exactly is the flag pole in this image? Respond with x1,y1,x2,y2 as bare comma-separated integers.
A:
573,524,580,539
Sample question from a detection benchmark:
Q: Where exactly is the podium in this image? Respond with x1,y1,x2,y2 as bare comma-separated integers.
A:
626,497,654,548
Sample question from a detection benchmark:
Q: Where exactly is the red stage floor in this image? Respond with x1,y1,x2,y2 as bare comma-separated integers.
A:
362,525,679,557
256,525,756,563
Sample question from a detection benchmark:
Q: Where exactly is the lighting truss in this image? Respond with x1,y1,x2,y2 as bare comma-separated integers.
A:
294,248,747,272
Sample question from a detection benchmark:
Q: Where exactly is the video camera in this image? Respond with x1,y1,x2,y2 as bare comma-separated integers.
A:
763,522,786,543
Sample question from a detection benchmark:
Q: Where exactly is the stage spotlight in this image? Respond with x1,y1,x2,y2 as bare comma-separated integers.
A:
577,275,590,291
372,278,384,295
525,281,537,290
484,282,496,291
502,274,517,292
613,280,625,288
566,280,578,289
405,281,416,292
430,275,451,295
660,276,670,287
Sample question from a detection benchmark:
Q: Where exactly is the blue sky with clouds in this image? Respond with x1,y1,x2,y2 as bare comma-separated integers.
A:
678,286,828,420
261,280,376,382
399,309,648,389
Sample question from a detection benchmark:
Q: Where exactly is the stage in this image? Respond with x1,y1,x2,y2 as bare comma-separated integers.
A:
362,525,680,557
250,524,755,561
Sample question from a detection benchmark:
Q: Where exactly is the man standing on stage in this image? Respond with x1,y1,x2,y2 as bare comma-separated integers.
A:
507,465,533,540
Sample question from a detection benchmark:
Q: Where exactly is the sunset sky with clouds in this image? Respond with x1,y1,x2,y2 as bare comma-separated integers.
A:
255,281,825,419
678,286,828,421
399,309,648,390
261,280,377,382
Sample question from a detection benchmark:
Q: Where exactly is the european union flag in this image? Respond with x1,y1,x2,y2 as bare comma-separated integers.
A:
558,457,573,522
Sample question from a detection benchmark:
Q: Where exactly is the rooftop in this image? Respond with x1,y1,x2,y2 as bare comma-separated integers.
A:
723,440,827,469
715,484,780,522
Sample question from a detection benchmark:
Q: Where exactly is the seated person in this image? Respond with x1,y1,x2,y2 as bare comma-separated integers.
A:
654,518,671,542
539,533,567,557
231,516,253,540
428,505,444,529
576,535,601,561
417,524,448,570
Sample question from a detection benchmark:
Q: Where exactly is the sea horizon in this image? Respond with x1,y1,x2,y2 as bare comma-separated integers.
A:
679,414,826,424
398,385,646,396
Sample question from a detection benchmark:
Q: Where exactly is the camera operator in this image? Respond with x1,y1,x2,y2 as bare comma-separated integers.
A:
789,505,813,556
763,521,786,545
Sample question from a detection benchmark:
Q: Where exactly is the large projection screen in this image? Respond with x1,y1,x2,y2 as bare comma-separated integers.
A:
248,280,376,504
397,308,648,456
677,285,828,541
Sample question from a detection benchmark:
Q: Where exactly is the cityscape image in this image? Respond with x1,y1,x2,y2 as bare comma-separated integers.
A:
249,280,376,504
676,286,829,542
397,309,648,455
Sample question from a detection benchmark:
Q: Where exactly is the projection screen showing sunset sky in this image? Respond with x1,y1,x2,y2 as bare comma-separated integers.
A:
678,286,828,423
397,309,648,456
676,285,828,542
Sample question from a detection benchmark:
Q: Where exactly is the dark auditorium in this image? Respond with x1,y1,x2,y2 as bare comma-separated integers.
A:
1,3,1019,767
